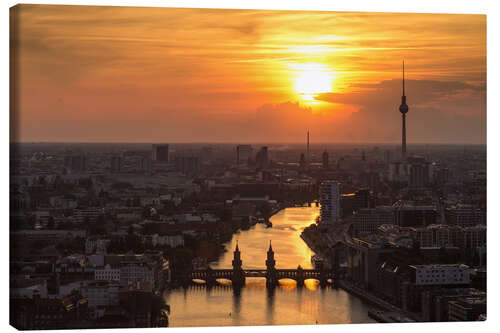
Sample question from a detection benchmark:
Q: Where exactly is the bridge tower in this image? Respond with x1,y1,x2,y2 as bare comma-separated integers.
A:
265,241,278,288
231,241,245,287
296,265,305,287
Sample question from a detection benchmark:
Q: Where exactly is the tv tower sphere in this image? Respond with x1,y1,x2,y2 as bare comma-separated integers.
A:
399,61,409,114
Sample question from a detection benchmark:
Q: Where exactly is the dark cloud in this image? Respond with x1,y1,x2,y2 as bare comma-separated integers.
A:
315,79,486,143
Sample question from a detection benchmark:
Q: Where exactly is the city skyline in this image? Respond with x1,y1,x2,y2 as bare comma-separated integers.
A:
9,4,488,329
11,5,486,144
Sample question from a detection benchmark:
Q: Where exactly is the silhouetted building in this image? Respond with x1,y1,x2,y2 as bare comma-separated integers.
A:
64,152,87,174
236,145,253,165
110,155,122,173
434,167,451,185
448,296,486,321
200,146,214,164
408,156,431,188
322,150,329,169
175,156,200,176
352,206,394,235
10,293,89,330
299,153,306,171
320,181,340,225
255,146,269,170
393,201,437,227
139,156,152,175
152,144,169,162
445,204,485,227
119,284,153,327
384,150,393,163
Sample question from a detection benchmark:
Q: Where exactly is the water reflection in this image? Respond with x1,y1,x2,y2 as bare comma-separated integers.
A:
266,287,275,325
277,279,296,291
304,279,320,291
164,207,374,327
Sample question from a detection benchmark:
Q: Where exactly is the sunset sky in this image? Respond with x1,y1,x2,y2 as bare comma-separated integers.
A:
10,5,486,143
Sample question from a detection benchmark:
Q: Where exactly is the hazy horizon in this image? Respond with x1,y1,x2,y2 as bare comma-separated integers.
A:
10,140,486,146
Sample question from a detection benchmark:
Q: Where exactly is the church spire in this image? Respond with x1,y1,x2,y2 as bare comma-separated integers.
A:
268,240,273,252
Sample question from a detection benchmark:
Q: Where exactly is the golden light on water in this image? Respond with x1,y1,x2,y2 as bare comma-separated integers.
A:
304,279,320,291
290,63,337,104
278,279,297,290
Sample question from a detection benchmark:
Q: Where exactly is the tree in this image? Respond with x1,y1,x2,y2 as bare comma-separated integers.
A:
259,202,272,222
169,248,194,272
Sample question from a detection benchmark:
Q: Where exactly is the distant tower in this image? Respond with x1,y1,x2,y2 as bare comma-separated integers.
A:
399,61,409,160
265,240,277,287
306,131,310,167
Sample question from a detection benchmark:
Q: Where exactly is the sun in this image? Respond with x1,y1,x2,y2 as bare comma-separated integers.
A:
290,63,336,103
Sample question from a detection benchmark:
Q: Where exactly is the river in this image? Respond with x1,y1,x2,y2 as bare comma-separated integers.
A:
164,206,374,327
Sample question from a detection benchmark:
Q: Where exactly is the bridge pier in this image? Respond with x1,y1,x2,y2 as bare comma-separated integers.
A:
231,270,246,288
296,265,304,288
265,277,278,289
206,268,217,286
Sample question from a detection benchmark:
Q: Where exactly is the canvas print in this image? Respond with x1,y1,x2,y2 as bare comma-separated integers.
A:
9,4,486,330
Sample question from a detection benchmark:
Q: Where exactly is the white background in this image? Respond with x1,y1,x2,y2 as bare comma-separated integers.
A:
2,0,498,332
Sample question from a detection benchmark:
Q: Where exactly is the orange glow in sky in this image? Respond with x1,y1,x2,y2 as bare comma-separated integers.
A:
10,5,486,143
290,63,338,103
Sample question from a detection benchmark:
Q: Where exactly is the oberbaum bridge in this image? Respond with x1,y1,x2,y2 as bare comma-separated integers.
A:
186,241,337,288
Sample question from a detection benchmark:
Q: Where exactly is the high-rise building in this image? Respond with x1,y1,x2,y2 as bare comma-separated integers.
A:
64,152,87,174
409,163,430,188
322,150,329,169
351,206,395,234
320,181,340,225
255,146,269,169
445,204,485,227
448,296,486,321
139,156,152,175
393,201,437,227
299,153,306,171
200,146,214,164
152,144,169,162
384,150,393,164
236,145,253,165
110,155,122,173
175,155,200,176
399,61,409,160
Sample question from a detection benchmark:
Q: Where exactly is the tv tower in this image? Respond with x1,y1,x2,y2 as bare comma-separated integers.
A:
399,61,409,160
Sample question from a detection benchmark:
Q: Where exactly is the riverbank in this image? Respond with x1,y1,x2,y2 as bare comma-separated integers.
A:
298,221,421,323
338,280,420,323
